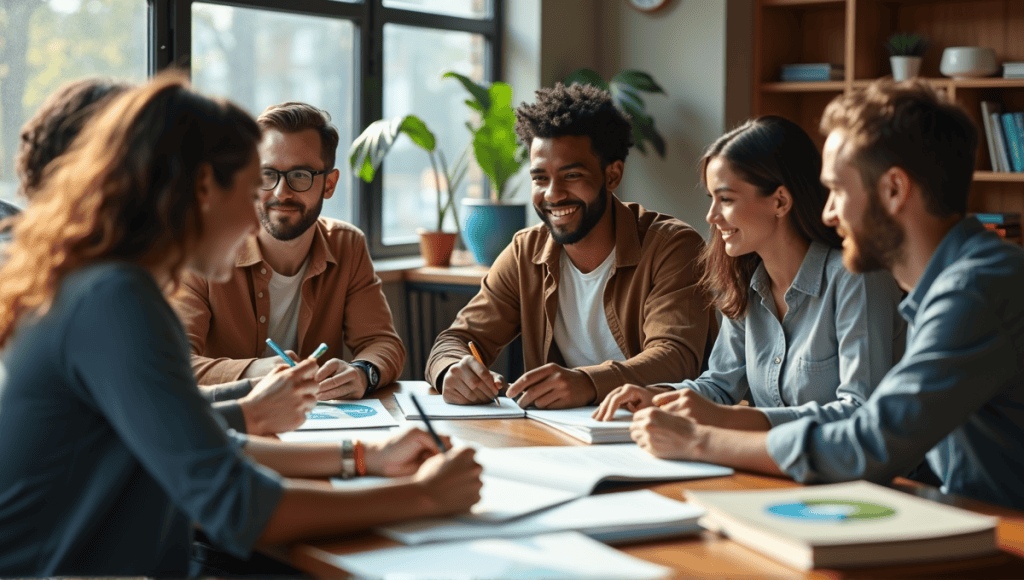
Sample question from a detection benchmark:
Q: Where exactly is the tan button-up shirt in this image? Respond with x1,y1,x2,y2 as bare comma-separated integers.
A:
172,218,405,385
426,197,718,401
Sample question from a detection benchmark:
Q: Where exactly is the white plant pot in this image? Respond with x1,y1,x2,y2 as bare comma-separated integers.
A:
890,56,923,81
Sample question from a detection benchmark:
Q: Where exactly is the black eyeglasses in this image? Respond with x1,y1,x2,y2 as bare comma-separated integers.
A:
260,168,329,192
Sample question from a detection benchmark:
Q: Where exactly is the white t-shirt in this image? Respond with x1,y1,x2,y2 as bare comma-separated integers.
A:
552,248,627,368
261,258,310,357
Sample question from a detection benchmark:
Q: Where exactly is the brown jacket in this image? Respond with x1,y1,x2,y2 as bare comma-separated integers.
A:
172,218,405,385
426,197,718,401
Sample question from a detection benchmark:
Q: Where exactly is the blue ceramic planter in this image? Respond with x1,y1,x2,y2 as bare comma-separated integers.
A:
461,199,526,266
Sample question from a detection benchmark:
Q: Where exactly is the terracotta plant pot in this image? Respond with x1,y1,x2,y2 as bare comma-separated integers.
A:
417,229,457,267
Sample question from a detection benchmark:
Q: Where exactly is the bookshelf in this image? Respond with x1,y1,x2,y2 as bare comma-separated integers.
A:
753,0,1024,221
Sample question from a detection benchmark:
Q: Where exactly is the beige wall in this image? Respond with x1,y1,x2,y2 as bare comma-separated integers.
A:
517,0,753,236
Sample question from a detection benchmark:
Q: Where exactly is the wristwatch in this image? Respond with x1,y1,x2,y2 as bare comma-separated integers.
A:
350,360,380,392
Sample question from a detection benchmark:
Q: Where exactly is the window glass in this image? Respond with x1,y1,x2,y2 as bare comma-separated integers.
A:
191,3,356,224
0,0,147,206
382,23,486,245
383,0,491,20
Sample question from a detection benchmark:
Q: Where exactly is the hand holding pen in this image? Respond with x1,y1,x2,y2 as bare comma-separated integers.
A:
438,341,505,406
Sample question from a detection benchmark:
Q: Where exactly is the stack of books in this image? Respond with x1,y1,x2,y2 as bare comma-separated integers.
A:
979,102,1024,172
779,63,844,82
973,212,1021,243
1003,61,1024,79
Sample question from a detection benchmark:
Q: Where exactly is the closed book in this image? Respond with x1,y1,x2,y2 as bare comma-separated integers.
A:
974,212,1021,225
994,113,1015,172
980,102,1003,171
779,63,843,82
687,481,998,570
982,224,1022,237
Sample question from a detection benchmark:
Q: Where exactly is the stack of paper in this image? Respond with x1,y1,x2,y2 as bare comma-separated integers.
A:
526,407,633,444
687,481,999,570
394,393,526,419
322,531,672,580
379,489,704,545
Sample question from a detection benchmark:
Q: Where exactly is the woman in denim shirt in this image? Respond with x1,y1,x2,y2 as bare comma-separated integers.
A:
595,116,905,434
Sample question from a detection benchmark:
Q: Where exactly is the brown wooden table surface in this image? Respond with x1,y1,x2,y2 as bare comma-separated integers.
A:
280,381,1024,579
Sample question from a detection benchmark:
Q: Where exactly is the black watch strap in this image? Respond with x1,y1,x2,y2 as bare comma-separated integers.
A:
351,360,380,392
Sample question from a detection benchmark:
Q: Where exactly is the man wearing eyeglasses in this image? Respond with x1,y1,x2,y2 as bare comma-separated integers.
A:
172,102,405,422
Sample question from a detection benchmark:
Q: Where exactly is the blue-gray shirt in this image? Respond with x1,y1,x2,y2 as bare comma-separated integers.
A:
768,218,1024,509
668,241,905,426
0,263,284,576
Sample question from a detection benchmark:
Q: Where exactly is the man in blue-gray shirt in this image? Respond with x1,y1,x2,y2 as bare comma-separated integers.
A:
630,79,1024,510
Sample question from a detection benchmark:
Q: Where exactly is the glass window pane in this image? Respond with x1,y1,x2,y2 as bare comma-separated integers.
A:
0,0,147,206
382,24,486,246
383,0,491,20
191,3,356,224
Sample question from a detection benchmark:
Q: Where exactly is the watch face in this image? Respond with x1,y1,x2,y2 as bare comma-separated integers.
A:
629,0,668,12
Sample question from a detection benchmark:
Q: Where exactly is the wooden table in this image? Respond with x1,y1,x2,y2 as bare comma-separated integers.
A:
282,381,1024,579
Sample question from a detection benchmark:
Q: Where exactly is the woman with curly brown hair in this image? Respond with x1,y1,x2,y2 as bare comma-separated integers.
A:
0,74,481,577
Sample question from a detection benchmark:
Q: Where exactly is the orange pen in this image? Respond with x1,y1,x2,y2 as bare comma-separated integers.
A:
468,341,500,406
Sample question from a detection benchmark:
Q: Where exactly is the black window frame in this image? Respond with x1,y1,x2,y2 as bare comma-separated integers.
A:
150,0,502,258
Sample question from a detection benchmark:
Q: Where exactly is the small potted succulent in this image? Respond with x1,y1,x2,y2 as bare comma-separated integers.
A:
887,33,929,81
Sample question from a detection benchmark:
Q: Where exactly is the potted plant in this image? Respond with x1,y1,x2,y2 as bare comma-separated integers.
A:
444,72,528,266
563,68,667,158
887,33,929,81
348,115,468,267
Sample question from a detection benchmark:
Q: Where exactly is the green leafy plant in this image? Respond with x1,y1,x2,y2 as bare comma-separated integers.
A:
348,115,467,234
443,72,527,202
562,68,667,158
886,33,929,57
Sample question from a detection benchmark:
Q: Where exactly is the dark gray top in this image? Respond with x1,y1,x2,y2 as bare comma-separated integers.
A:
0,262,283,576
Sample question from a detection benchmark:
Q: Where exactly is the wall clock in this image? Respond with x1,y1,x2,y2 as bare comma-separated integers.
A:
627,0,670,13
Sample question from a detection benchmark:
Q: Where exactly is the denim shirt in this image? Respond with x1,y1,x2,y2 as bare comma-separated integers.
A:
768,218,1024,510
667,241,906,426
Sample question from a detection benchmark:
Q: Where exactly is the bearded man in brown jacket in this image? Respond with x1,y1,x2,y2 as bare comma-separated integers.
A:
427,83,717,408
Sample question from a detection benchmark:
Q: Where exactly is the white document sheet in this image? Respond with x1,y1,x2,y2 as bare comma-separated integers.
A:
475,444,734,496
394,393,526,419
467,475,581,522
378,489,704,545
321,531,671,580
294,399,399,430
526,407,632,444
279,427,398,444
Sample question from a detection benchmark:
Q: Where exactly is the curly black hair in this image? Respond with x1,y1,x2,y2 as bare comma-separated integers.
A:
514,82,633,167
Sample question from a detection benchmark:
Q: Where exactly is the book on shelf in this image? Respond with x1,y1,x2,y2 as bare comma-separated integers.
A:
980,102,1004,171
982,223,1022,238
973,212,1021,225
1000,113,1024,172
686,481,998,571
779,63,844,82
992,111,1015,173
1003,61,1024,78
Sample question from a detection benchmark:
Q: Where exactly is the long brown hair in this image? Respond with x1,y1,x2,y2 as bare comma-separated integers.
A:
0,73,261,347
698,116,841,319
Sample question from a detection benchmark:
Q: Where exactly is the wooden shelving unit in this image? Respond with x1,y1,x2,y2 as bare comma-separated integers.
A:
753,0,1024,218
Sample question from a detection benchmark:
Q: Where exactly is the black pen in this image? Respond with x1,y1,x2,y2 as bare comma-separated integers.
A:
408,393,448,452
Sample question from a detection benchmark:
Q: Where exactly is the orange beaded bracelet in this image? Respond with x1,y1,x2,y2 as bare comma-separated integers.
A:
354,439,366,477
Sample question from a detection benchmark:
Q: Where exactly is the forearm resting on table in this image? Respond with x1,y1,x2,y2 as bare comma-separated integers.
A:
258,478,436,545
244,436,342,478
699,427,785,477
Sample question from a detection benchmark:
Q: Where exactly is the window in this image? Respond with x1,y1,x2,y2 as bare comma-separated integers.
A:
0,0,148,206
162,0,502,257
1,1,500,257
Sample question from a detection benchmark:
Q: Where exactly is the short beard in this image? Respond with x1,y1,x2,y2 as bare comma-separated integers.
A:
258,185,325,241
844,185,904,273
536,184,609,245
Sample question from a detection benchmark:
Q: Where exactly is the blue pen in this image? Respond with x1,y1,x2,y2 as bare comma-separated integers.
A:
265,337,296,367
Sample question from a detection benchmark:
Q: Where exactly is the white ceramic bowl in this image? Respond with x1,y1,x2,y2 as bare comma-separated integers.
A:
940,46,998,78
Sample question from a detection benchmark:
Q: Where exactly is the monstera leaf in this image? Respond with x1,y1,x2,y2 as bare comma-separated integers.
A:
563,68,667,158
